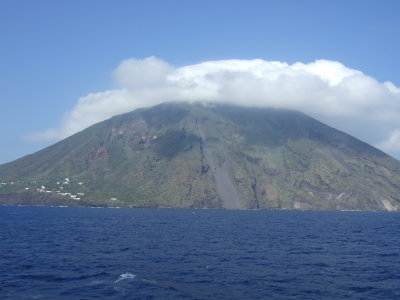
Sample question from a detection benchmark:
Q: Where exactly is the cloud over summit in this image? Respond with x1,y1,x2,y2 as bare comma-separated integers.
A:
27,57,400,158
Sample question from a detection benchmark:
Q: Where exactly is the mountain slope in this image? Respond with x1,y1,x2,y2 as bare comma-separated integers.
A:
1,102,400,210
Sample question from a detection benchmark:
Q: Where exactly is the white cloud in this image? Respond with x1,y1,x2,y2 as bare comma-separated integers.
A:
376,130,400,152
113,56,173,89
27,57,400,159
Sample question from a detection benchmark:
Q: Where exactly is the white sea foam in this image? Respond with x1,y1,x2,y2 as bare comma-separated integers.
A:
114,272,136,283
142,278,157,284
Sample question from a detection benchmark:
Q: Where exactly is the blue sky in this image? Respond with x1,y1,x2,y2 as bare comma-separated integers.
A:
1,0,400,164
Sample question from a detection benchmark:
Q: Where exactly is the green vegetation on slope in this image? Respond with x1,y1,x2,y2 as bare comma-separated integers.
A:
1,102,400,210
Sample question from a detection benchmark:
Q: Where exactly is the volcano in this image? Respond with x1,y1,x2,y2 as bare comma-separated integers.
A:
1,102,400,210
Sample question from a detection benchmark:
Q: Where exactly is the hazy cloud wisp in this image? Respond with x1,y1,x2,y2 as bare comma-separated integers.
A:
26,56,400,158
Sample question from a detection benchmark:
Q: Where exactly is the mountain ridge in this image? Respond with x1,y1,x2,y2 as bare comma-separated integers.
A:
1,102,400,210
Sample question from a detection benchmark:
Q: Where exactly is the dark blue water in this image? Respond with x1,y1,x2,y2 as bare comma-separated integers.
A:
1,206,399,299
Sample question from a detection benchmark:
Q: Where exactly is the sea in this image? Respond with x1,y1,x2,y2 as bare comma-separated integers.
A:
0,206,399,300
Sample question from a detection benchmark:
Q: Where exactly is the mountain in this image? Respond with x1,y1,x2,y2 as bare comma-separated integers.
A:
1,102,400,210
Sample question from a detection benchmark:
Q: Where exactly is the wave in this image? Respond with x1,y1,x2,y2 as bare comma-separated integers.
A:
114,272,136,284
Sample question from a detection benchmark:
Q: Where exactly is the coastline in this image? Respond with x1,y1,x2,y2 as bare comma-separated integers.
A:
1,192,398,212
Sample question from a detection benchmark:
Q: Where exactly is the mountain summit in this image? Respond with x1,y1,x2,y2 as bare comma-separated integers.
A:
1,102,400,210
